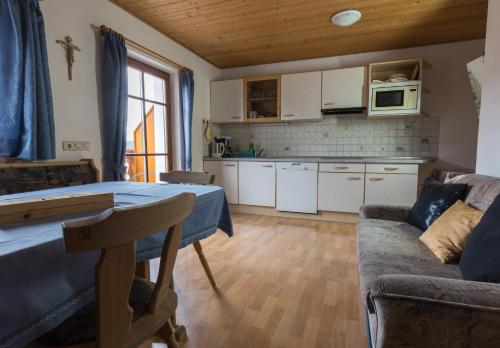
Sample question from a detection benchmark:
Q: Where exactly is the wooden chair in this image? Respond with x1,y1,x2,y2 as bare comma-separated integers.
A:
159,171,217,288
35,193,196,348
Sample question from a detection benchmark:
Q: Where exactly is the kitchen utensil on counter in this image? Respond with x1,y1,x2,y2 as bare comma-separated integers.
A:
213,136,232,158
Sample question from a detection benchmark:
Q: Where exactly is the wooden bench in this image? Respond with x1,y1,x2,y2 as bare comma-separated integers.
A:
0,159,99,195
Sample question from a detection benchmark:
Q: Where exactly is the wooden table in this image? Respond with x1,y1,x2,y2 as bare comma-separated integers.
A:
0,182,232,348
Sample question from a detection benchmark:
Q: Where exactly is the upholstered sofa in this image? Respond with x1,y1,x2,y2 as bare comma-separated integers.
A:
357,174,500,348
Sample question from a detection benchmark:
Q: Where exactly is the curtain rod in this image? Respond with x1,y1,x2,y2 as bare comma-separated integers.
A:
92,24,192,72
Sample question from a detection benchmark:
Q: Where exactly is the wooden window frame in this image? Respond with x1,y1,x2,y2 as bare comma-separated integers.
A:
127,58,174,182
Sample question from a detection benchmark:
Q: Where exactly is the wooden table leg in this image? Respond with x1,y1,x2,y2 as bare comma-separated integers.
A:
170,276,188,342
135,260,151,280
193,240,217,288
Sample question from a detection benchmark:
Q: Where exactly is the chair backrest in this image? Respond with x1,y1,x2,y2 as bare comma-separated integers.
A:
159,170,215,185
62,193,196,348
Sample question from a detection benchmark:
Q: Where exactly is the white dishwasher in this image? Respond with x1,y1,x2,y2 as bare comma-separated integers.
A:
276,162,318,214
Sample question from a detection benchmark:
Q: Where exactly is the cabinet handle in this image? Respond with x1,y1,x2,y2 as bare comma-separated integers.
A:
384,167,399,172
335,166,349,170
324,102,335,105
369,177,384,182
231,116,240,120
224,164,236,167
262,165,274,168
283,114,295,117
348,177,362,181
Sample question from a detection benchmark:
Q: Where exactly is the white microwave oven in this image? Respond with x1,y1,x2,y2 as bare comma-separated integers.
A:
368,81,421,116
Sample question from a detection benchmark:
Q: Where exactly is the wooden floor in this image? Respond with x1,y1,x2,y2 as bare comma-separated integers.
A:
149,214,367,348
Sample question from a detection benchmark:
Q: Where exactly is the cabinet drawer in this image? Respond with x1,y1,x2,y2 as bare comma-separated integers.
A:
365,173,418,206
318,172,365,213
366,164,418,174
319,163,365,173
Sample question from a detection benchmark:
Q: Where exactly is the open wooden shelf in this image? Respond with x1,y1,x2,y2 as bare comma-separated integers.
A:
368,58,429,84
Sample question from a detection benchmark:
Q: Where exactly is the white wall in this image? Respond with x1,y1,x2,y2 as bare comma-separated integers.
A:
476,1,500,176
221,40,484,170
40,0,220,173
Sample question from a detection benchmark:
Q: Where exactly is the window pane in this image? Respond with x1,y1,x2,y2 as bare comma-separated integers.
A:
126,98,145,154
148,155,168,183
144,102,167,154
127,67,142,98
125,156,146,182
144,72,166,103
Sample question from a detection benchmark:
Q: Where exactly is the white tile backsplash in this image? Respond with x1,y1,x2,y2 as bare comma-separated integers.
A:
216,115,439,157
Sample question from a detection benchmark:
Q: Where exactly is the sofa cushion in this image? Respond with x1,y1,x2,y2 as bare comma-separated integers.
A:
407,181,468,231
419,200,484,263
460,193,500,283
449,174,500,212
357,219,462,299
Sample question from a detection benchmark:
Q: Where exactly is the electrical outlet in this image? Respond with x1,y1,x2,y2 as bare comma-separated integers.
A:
63,141,90,151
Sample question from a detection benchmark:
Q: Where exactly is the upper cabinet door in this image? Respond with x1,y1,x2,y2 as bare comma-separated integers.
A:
281,71,322,121
322,67,367,109
210,79,244,123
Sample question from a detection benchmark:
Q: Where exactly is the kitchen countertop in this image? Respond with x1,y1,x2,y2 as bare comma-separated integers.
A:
203,156,436,164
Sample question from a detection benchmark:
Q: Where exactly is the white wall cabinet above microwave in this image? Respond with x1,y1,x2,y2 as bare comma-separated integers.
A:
322,67,367,110
281,71,322,121
210,79,244,123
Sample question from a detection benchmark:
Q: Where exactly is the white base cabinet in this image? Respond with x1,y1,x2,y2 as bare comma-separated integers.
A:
365,164,418,206
365,173,418,206
238,162,276,207
318,172,365,213
205,160,420,211
203,161,239,204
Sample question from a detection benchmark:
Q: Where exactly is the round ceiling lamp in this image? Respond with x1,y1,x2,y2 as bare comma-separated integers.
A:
331,9,362,27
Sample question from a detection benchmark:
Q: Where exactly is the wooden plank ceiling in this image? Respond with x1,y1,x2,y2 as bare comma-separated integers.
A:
111,0,488,69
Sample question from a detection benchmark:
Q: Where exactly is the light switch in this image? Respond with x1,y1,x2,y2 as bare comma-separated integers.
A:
62,141,90,151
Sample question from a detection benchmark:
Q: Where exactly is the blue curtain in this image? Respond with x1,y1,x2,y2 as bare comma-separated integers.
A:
101,31,128,181
180,69,194,171
0,0,55,160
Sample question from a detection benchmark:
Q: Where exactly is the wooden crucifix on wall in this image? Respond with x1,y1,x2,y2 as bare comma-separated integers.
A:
56,36,81,80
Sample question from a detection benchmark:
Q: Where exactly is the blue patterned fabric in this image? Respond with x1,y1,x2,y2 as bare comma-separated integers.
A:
101,32,128,181
0,182,232,348
0,0,55,160
407,181,468,231
180,69,194,171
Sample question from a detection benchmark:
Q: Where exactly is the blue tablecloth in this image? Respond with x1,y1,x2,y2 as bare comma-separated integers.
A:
0,182,233,348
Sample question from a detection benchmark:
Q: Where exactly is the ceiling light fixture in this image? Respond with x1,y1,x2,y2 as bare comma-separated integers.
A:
331,9,362,27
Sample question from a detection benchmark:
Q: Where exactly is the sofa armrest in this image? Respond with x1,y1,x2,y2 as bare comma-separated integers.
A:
359,205,411,222
367,275,500,347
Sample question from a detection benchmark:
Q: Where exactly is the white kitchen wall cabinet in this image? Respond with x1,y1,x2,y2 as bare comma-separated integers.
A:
210,79,244,123
238,162,276,206
281,71,322,121
318,162,365,213
365,174,418,206
322,67,367,109
203,161,239,204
